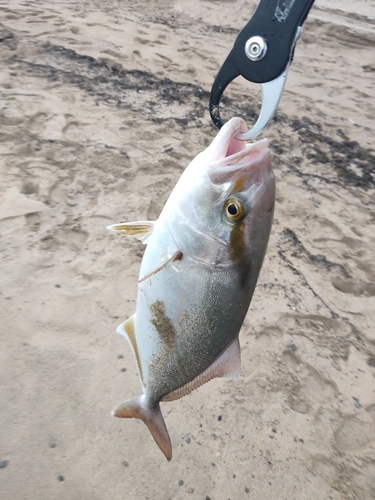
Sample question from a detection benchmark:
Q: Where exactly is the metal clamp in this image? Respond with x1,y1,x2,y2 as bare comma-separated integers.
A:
209,0,315,139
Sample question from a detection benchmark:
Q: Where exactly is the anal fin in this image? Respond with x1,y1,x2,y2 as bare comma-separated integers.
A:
112,395,172,461
117,316,143,382
162,337,241,402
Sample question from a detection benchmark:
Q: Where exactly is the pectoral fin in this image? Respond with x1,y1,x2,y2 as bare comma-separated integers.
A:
138,251,183,284
112,395,172,461
107,221,155,243
162,337,241,402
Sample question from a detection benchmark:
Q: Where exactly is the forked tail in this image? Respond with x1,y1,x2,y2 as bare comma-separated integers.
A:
112,395,172,461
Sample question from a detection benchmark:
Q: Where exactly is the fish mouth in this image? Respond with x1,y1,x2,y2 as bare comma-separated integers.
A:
209,117,270,170
207,117,272,184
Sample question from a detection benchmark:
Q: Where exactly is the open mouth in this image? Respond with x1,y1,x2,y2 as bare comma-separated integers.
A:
210,117,269,168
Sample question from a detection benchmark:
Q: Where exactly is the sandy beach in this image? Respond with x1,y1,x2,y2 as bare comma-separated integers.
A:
1,0,375,498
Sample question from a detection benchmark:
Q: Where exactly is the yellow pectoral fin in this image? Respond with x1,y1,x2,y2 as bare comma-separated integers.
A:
116,316,143,382
107,221,155,243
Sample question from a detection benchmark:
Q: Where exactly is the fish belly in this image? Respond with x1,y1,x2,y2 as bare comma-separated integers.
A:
134,255,253,404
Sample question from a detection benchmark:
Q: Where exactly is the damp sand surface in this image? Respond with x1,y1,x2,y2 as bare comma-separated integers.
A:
0,1,375,499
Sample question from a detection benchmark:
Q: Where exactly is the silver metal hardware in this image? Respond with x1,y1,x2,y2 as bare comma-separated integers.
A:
236,27,303,140
235,67,288,141
244,36,267,61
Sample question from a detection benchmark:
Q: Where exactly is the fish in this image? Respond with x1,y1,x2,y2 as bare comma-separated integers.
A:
107,117,275,460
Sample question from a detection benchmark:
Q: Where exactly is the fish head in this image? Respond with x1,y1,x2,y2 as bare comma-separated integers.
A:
170,117,275,270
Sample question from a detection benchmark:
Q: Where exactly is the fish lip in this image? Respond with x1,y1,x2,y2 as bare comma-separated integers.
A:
208,117,247,162
209,117,269,169
219,139,269,168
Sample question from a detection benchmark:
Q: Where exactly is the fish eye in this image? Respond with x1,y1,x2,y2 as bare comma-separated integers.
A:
227,203,238,216
224,198,244,222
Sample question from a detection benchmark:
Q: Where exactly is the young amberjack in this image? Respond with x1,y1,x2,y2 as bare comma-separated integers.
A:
108,117,275,460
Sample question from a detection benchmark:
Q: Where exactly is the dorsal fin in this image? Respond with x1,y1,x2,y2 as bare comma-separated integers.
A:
162,337,241,402
116,316,143,383
107,221,155,244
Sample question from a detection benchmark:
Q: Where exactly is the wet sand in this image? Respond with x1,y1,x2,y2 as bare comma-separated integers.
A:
0,1,375,499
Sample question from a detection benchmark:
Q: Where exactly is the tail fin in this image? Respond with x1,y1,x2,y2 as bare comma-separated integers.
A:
112,396,172,461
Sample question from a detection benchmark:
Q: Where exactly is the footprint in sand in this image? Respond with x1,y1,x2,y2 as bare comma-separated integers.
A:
330,236,375,297
277,313,352,361
334,409,375,452
332,275,375,297
284,355,338,415
27,112,49,134
25,213,40,232
312,217,375,297
62,120,80,135
21,180,39,197
256,325,284,347
40,225,88,253
48,178,74,207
